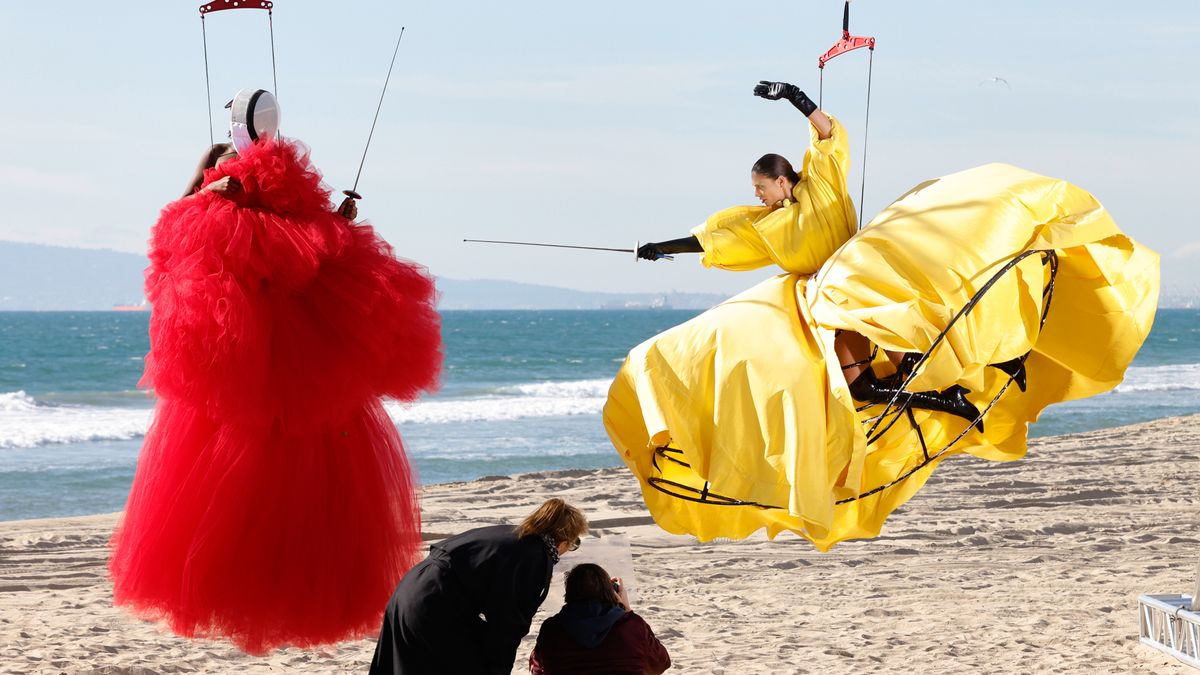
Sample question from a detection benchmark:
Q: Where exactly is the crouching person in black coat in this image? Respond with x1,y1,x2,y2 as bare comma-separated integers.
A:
369,498,589,675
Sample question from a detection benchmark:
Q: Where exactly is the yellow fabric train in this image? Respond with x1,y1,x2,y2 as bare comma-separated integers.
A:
603,160,1159,551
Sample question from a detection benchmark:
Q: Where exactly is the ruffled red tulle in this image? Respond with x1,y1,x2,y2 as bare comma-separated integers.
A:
109,138,442,654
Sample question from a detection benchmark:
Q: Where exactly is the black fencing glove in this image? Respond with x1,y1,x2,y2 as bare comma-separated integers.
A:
753,81,818,117
638,236,703,261
637,242,669,261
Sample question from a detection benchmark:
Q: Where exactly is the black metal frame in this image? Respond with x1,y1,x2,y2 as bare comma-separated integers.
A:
645,249,1060,509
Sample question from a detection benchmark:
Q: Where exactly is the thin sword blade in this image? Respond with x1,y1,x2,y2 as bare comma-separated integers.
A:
350,26,406,194
463,239,635,254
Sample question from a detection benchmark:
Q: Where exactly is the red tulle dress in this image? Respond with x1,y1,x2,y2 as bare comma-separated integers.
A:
109,138,442,654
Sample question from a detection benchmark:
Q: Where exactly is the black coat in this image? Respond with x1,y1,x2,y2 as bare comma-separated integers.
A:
369,525,556,674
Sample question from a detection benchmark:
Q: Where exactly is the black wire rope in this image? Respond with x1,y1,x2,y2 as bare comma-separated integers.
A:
643,249,1060,509
862,249,1053,443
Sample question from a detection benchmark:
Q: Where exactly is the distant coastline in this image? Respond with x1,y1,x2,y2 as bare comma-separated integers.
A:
0,240,727,311
3,239,1196,311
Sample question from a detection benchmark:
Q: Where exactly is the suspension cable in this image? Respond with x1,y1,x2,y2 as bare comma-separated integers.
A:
268,8,278,107
202,14,214,147
858,48,874,228
197,1,278,144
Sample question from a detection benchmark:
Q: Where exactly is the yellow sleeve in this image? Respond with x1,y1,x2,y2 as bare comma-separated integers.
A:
690,205,774,271
742,115,858,274
688,116,855,274
800,115,855,226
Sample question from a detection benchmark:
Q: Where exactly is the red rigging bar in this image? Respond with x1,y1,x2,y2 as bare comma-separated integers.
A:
818,35,876,69
199,0,273,15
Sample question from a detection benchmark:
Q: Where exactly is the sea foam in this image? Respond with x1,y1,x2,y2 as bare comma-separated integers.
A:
0,391,151,449
1114,363,1200,393
0,378,612,449
5,363,1193,450
386,378,609,424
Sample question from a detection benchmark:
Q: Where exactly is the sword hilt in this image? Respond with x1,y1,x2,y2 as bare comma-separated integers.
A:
635,241,674,262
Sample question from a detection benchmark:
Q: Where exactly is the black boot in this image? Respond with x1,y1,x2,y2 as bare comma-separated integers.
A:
848,369,984,433
896,351,922,377
989,356,1027,392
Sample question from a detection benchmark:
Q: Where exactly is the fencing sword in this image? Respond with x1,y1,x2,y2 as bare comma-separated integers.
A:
342,26,406,204
463,238,674,261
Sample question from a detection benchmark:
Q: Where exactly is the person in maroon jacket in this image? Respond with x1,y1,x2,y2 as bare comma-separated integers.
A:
529,563,671,675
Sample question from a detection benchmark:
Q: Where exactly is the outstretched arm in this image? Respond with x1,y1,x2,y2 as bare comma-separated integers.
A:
636,235,703,261
753,81,832,140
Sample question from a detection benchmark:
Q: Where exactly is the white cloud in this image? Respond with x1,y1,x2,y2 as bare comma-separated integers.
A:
1172,241,1200,260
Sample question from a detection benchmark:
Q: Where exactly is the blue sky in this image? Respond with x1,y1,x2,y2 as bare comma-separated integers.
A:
0,1,1196,296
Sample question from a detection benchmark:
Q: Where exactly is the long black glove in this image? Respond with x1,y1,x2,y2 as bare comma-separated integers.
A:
753,81,818,117
637,236,703,261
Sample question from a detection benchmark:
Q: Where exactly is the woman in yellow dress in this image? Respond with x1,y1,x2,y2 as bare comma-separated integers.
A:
638,80,984,427
606,82,1158,550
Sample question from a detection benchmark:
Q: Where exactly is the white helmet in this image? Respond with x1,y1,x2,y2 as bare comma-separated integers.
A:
227,88,280,154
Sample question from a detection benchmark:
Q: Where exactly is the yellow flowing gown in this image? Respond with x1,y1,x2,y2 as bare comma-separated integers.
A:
603,129,1159,551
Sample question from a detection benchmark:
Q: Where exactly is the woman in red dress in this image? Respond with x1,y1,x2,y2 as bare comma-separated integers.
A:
109,90,442,654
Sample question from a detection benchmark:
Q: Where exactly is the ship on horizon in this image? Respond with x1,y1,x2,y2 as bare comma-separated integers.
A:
599,296,672,310
111,300,149,312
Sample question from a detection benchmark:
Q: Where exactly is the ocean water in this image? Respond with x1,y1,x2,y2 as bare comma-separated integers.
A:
1,309,1198,521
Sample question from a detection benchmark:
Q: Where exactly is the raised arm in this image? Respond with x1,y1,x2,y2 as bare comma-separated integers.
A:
756,80,852,226
753,81,832,140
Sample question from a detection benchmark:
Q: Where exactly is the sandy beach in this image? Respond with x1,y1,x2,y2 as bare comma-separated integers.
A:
1,415,1197,674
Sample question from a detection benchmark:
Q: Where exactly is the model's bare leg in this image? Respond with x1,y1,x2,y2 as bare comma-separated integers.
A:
834,331,983,432
835,331,908,381
834,330,874,384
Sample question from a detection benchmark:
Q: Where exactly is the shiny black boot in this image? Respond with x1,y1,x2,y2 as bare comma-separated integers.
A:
989,356,1028,392
896,351,922,377
848,368,984,433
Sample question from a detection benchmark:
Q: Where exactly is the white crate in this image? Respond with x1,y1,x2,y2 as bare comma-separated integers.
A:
1139,594,1200,669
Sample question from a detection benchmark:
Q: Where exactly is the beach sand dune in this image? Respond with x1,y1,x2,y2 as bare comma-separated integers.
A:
2,416,1197,673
